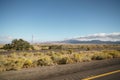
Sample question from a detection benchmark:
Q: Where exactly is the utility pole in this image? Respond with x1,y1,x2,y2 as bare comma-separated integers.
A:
32,35,33,44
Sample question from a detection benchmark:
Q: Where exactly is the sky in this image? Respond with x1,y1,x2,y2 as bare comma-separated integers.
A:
0,0,120,43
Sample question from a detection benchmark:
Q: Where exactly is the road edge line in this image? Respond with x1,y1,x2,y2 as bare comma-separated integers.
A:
82,70,120,80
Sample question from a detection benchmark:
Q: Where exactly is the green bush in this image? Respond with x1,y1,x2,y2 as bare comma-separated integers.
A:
3,44,12,50
3,39,34,51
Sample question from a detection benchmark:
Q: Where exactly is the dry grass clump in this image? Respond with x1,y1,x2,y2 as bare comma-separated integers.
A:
72,53,92,62
3,58,24,71
91,52,112,60
51,53,63,64
58,56,74,64
91,50,120,60
37,55,53,66
23,59,33,68
103,50,120,58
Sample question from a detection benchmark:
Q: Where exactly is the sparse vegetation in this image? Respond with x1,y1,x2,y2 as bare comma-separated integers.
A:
0,49,120,72
0,43,120,72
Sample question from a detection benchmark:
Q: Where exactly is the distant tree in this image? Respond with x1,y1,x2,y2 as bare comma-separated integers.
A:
3,39,34,51
3,44,12,50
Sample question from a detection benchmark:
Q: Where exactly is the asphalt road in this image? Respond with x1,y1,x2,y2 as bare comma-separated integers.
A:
44,64,120,80
0,59,120,80
93,72,120,80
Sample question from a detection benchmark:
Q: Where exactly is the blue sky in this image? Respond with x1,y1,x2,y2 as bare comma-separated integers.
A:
0,0,120,43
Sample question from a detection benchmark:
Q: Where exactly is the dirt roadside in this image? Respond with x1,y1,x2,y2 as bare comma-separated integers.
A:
0,58,120,80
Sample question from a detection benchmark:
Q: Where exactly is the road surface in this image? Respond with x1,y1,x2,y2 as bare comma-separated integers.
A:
44,64,120,80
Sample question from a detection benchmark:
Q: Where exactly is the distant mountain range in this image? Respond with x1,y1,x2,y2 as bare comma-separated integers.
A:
44,33,120,44
59,39,120,44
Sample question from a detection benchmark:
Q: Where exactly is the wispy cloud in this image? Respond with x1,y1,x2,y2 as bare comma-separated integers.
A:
0,36,13,44
75,32,120,41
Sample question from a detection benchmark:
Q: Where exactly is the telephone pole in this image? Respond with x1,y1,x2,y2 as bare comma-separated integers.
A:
32,35,33,44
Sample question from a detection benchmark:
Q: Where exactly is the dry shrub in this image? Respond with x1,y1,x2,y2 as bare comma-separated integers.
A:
107,50,120,58
37,56,53,66
51,53,63,64
72,53,92,62
4,59,24,71
92,52,113,60
23,59,33,68
59,56,74,64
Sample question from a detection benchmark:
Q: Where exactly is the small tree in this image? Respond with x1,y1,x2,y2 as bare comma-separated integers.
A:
3,44,12,50
3,39,34,51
